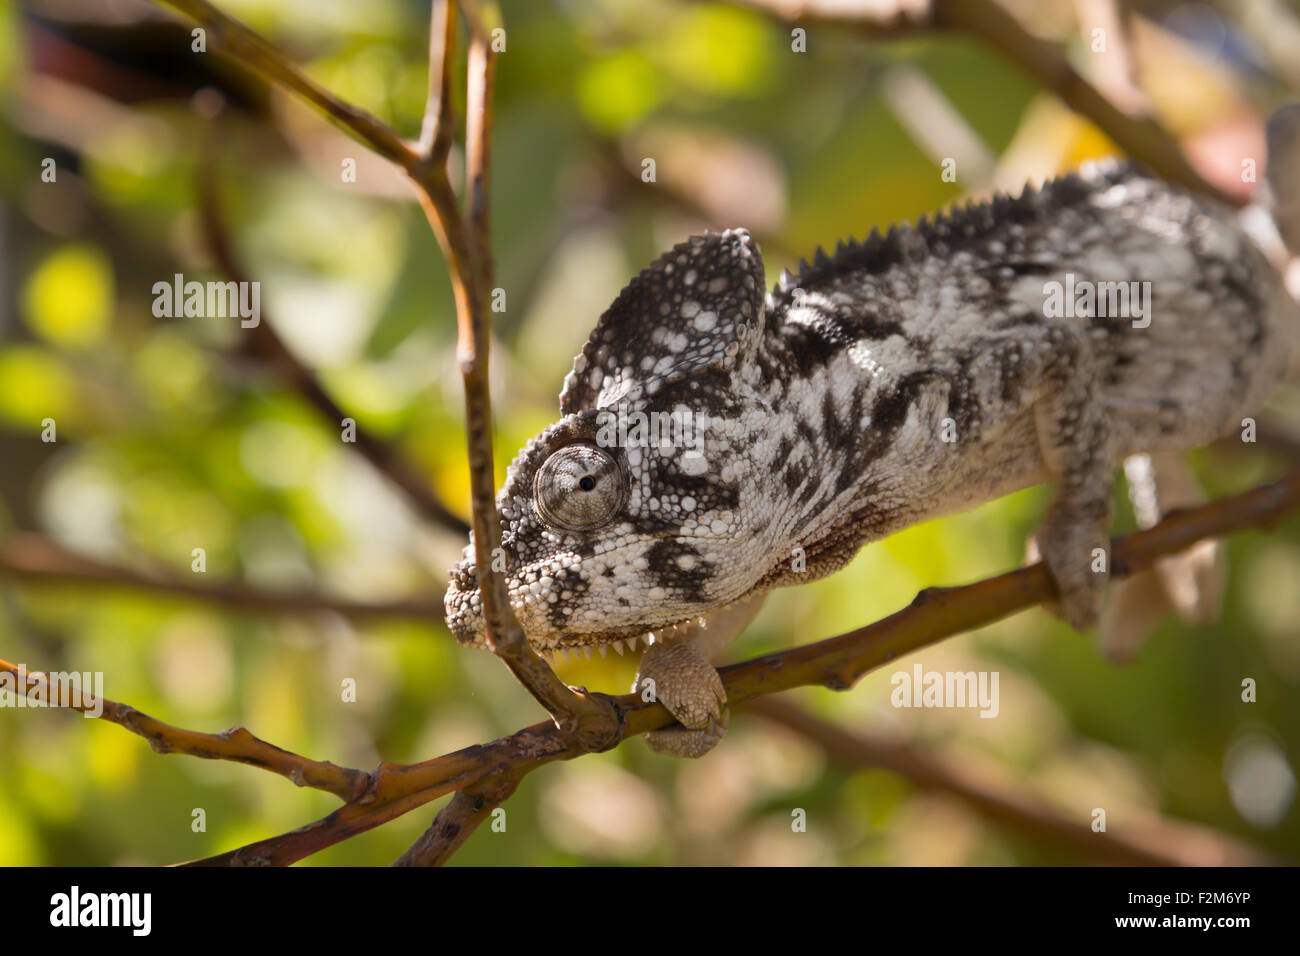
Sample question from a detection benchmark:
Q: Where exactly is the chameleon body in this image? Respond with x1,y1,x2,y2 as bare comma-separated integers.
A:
445,154,1299,757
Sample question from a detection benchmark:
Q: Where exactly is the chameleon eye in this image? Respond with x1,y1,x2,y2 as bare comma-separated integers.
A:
534,443,625,532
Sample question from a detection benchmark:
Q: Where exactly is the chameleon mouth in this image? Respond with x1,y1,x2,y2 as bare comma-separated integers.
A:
444,546,707,658
449,614,685,658
531,630,664,662
443,580,694,660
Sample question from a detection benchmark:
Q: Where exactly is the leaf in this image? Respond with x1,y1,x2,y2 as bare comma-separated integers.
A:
21,243,113,349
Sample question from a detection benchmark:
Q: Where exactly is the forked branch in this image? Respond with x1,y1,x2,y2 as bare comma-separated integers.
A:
8,0,1284,867
180,467,1300,865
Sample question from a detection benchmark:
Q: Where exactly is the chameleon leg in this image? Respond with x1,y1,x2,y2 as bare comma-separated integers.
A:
962,324,1114,630
637,593,766,758
637,638,730,758
972,323,1112,634
1021,325,1116,631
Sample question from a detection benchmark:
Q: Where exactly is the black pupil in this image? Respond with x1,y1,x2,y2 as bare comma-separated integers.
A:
578,475,596,492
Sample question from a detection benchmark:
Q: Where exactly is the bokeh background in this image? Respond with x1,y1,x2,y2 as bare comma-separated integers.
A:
1,0,1298,865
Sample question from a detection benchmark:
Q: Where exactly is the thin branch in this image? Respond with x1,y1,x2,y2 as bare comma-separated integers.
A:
725,0,1237,204
152,0,619,749
1070,0,1148,116
180,727,558,866
125,0,1299,868
717,0,936,34
938,0,1235,202
408,0,622,748
157,0,419,169
463,2,495,263
195,131,470,536
0,532,443,621
176,467,1300,865
0,657,369,801
750,697,1276,866
419,0,458,161
392,773,520,866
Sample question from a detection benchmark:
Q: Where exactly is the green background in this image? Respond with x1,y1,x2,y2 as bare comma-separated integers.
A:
0,0,1297,865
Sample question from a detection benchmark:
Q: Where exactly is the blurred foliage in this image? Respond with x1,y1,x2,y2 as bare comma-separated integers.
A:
0,0,1297,865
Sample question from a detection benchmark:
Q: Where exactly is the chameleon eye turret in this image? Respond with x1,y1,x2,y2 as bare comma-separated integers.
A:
533,443,625,532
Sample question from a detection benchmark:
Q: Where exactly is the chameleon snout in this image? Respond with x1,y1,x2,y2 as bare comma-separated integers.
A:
444,558,487,647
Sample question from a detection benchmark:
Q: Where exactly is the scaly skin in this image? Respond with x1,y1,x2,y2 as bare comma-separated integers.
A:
445,157,1298,757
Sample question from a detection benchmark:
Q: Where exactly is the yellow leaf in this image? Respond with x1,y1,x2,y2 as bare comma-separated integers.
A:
0,345,77,428
22,243,114,349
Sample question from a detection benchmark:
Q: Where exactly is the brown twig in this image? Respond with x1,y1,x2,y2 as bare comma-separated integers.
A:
181,723,562,866
1070,0,1148,116
0,531,443,621
419,0,458,161
193,135,470,536
392,773,520,866
750,697,1277,866
152,0,620,750
0,657,369,801
407,0,621,749
175,468,1300,865
93,0,1292,868
725,0,1237,204
156,0,418,168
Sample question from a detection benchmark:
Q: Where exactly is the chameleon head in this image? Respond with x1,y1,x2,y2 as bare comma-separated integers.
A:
444,229,770,655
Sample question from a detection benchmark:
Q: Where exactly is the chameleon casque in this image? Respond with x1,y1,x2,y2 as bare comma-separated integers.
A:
446,108,1300,757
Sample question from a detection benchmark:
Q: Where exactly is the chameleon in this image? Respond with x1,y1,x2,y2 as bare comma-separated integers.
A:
445,107,1300,757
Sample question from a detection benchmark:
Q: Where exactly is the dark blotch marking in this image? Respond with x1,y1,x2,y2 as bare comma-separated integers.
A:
784,464,805,495
770,436,794,472
545,570,589,631
645,539,714,602
779,315,853,379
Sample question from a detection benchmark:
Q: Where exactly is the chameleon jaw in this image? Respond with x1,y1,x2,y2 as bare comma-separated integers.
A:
532,631,663,662
443,586,690,661
444,553,705,659
452,618,678,660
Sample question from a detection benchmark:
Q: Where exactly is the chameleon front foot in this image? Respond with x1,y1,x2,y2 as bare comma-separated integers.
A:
643,709,730,758
634,636,730,758
1032,506,1109,632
